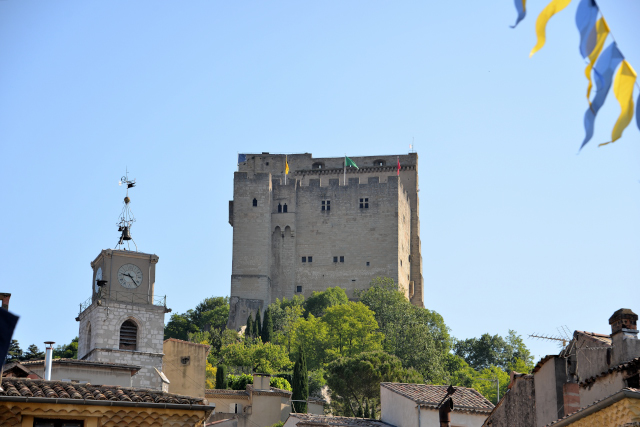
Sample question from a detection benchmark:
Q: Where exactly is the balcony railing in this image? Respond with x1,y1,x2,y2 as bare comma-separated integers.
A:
78,291,167,315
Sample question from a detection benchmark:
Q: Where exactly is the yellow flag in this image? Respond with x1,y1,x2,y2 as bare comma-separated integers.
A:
530,0,572,58
600,60,637,146
285,156,289,175
585,18,610,101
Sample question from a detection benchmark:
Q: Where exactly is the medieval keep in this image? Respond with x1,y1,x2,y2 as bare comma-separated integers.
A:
76,172,171,391
227,152,424,329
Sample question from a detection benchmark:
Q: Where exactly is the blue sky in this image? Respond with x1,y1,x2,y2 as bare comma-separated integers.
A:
1,0,639,363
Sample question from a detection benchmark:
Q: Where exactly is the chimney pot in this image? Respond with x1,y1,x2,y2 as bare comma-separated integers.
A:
609,309,638,335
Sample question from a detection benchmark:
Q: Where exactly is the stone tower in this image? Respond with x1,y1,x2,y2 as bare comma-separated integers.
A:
227,152,424,329
76,172,170,391
76,249,169,390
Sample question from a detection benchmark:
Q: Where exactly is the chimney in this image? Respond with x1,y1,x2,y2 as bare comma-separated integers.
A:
609,309,638,337
609,309,640,366
0,293,11,310
252,373,271,390
44,341,55,381
562,382,580,416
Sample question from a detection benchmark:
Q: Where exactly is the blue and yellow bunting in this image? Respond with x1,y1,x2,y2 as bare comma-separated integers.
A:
530,0,572,57
581,43,624,149
575,0,598,58
584,18,609,101
600,60,637,146
511,0,527,28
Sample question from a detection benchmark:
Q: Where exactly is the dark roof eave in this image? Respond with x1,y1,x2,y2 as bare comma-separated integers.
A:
0,394,215,412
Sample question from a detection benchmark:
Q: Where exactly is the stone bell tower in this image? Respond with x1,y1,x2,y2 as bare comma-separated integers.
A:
76,171,171,391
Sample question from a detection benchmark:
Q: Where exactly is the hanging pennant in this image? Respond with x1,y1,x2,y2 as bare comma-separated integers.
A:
581,43,624,149
600,60,637,146
530,0,572,57
512,0,527,28
575,0,599,58
584,18,610,101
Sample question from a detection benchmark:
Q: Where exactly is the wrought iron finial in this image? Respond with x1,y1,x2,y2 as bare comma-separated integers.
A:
115,168,138,251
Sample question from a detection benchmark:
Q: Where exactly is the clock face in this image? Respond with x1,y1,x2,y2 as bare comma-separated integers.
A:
94,267,102,293
118,263,143,289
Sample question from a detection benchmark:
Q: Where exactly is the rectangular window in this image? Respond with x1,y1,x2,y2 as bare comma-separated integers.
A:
327,200,330,211
34,420,84,427
366,261,370,266
360,198,369,209
333,256,338,263
321,201,325,211
296,286,302,293
302,257,306,263
308,256,313,263
340,256,344,263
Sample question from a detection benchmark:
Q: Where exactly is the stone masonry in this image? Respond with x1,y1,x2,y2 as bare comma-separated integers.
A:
227,152,424,329
78,300,166,389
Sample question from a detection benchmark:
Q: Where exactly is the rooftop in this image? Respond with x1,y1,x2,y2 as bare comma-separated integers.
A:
0,377,212,410
547,388,640,426
20,358,141,372
287,413,393,427
380,383,494,414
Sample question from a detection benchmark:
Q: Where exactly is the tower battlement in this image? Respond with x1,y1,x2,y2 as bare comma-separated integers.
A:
227,152,424,330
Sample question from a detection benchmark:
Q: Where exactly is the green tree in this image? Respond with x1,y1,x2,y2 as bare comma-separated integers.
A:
229,373,254,390
269,296,305,333
216,365,228,389
246,315,254,338
472,365,510,405
218,341,293,374
6,340,22,362
23,344,44,360
261,308,273,343
322,302,383,359
304,287,348,318
164,313,198,341
53,337,78,359
326,351,420,417
270,376,292,391
358,277,451,383
292,314,328,370
252,313,259,338
454,330,533,372
292,348,308,413
256,312,262,339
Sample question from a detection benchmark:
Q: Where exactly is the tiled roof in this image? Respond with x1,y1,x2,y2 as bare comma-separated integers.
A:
20,358,141,371
1,362,41,379
205,386,293,399
574,330,611,346
164,338,212,349
580,356,640,387
288,413,392,427
0,377,211,409
248,384,292,397
546,388,640,426
380,383,493,413
532,355,556,374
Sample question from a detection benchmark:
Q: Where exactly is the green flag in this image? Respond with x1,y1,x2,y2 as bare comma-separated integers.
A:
345,156,359,169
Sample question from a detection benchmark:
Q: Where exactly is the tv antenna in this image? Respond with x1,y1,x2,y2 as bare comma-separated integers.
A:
115,168,138,251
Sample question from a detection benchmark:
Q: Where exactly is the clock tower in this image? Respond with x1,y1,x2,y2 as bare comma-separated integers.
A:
77,171,170,391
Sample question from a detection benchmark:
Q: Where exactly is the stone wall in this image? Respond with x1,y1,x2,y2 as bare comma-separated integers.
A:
78,300,167,390
483,375,535,427
228,153,424,329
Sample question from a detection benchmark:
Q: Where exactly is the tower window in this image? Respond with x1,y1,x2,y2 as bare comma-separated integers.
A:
340,256,344,263
373,159,386,166
322,200,331,211
283,204,288,213
302,257,307,263
253,198,257,207
119,320,137,351
366,262,370,266
359,198,369,209
278,203,282,213
333,256,338,263
312,162,324,169
308,256,313,263
296,286,302,293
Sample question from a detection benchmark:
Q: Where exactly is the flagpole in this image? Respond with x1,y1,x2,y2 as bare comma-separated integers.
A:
343,155,346,185
285,155,287,185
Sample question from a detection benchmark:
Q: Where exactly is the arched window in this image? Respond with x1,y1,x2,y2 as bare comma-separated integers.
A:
119,320,137,350
373,159,386,166
312,162,324,169
283,204,288,213
278,203,282,213
253,198,258,207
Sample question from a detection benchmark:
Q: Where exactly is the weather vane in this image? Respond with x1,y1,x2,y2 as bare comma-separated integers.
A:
115,168,137,251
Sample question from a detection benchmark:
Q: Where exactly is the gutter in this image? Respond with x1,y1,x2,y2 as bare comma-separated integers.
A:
0,395,216,413
549,389,640,427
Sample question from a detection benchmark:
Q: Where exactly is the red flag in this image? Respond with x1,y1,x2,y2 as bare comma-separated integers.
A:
397,157,400,176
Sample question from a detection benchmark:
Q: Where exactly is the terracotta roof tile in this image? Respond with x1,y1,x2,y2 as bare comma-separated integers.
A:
380,383,493,413
288,413,392,427
0,377,209,407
